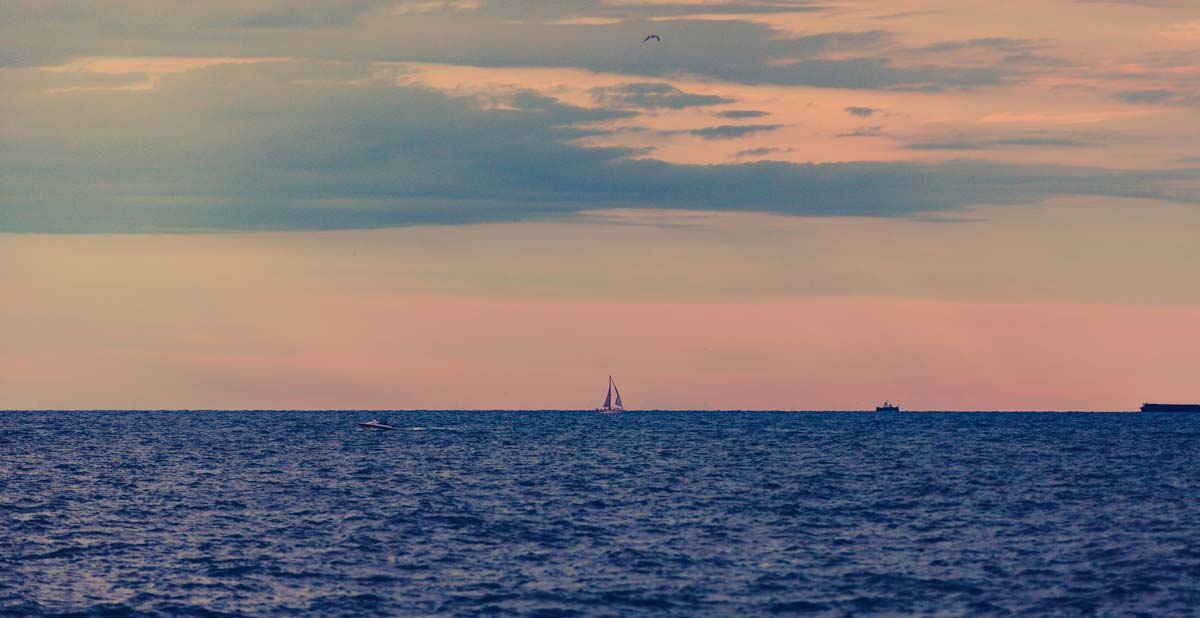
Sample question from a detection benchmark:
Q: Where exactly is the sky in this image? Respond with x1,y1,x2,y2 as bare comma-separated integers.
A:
2,0,1199,410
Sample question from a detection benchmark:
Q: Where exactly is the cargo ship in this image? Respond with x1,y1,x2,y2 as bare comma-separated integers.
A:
875,401,900,412
1140,403,1200,412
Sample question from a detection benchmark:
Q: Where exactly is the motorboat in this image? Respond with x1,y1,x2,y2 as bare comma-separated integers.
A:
358,419,397,430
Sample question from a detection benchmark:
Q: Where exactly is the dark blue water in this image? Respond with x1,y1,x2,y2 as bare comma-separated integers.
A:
3,411,1199,617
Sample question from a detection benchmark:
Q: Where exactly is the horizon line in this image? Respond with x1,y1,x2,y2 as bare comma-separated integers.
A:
0,408,1148,413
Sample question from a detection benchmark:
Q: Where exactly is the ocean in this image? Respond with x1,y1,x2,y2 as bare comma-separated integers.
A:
2,410,1199,616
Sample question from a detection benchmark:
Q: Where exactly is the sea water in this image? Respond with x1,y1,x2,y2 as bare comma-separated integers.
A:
2,410,1199,616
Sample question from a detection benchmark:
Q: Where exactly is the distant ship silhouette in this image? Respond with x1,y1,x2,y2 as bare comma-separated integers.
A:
875,401,900,412
1141,403,1200,412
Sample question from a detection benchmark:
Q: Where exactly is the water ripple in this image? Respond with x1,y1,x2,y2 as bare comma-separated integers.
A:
2,411,1199,616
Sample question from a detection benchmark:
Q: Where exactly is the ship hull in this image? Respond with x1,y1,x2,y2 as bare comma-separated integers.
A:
1141,403,1200,412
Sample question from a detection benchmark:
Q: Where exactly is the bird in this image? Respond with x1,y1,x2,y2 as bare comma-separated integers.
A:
643,34,661,43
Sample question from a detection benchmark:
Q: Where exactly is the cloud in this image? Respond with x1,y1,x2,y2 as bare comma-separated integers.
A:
546,16,624,26
906,137,1091,150
566,1,826,19
1116,89,1177,104
718,110,770,119
1000,52,1067,67
1076,0,1192,5
685,124,784,139
2,61,1197,233
0,67,148,92
916,37,1034,54
391,1,481,16
844,106,879,117
591,82,732,109
899,36,1068,77
0,2,1013,91
734,147,791,158
836,126,885,137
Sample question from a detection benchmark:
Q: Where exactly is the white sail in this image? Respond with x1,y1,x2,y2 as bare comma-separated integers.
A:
598,375,624,412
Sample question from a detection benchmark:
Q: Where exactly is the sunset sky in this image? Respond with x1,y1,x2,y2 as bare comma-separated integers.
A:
3,0,1199,410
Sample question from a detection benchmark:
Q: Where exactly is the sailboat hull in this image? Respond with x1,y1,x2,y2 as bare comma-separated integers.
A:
596,408,623,414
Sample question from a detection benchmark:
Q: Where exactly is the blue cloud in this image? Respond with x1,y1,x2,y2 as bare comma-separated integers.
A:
2,62,1196,233
591,83,733,109
734,147,789,158
907,137,1090,150
836,126,885,137
1116,89,1176,104
718,110,770,119
0,2,1014,91
685,124,784,139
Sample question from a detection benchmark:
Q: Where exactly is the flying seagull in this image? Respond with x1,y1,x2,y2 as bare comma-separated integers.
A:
643,34,661,43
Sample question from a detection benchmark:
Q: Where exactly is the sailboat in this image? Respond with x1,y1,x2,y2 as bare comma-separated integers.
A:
597,375,625,413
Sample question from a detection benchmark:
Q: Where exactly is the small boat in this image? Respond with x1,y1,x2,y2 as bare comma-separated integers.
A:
358,419,397,430
597,376,625,413
875,401,900,412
